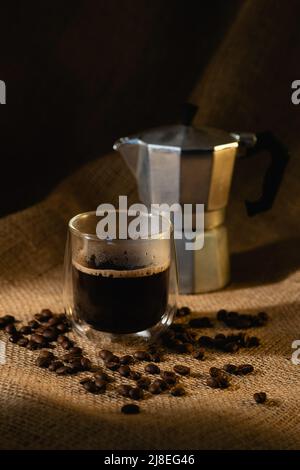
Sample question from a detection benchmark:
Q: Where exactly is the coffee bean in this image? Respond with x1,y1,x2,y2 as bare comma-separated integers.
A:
17,337,29,347
173,364,190,376
28,320,39,330
160,371,177,385
46,317,60,327
133,350,151,361
118,365,131,377
217,375,230,389
38,350,55,360
80,377,92,385
56,366,71,375
145,363,160,374
209,367,221,377
207,377,219,388
106,354,120,364
129,371,142,381
223,342,239,353
95,379,107,391
198,336,215,348
56,323,67,333
82,380,98,393
247,336,260,347
176,306,191,317
192,348,205,360
42,328,58,341
170,385,185,396
119,355,134,365
152,378,168,391
57,335,68,345
93,372,110,382
137,377,151,390
174,343,194,354
99,349,114,361
237,364,254,375
48,360,64,372
68,360,83,373
36,355,52,368
189,317,213,328
31,334,45,344
80,357,91,370
68,347,82,356
121,404,140,414
129,387,144,400
19,326,31,335
0,318,7,329
223,364,238,375
105,361,120,371
149,382,162,394
26,340,39,350
117,384,132,397
254,392,267,404
150,353,161,363
217,309,227,321
5,324,17,334
61,339,73,350
9,334,21,343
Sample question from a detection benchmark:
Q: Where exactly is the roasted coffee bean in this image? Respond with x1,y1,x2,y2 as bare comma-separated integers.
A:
133,350,151,361
192,348,205,360
95,379,107,391
46,317,60,327
173,364,190,376
217,375,230,389
57,335,68,345
94,372,110,382
149,382,163,394
207,377,219,388
254,392,267,404
152,378,168,391
68,347,82,356
137,377,151,390
223,342,240,353
176,306,191,317
99,349,114,361
80,377,92,385
48,360,64,372
38,350,55,360
42,328,58,341
209,367,222,378
237,364,254,375
9,334,20,343
82,380,98,393
17,337,29,347
80,357,91,370
56,323,67,333
121,403,140,414
31,334,45,344
39,309,53,321
28,320,39,330
223,364,238,375
145,363,160,374
61,339,73,350
0,318,7,329
26,340,39,350
189,317,213,328
108,354,120,364
129,371,142,381
170,385,185,396
150,353,161,363
246,336,260,347
105,361,120,371
258,311,268,322
5,323,17,334
174,343,194,354
119,355,134,365
198,336,215,348
129,387,144,400
217,309,227,321
19,326,31,335
117,384,132,397
3,315,15,324
118,365,131,377
160,370,177,385
68,360,83,373
36,355,52,368
56,366,71,375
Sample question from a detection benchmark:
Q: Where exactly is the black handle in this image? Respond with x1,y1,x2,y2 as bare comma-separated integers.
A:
244,131,289,216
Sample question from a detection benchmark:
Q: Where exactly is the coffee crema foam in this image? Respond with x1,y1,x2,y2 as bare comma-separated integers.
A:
72,260,170,278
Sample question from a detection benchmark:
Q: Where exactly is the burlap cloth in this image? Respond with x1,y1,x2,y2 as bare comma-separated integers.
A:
1,0,300,450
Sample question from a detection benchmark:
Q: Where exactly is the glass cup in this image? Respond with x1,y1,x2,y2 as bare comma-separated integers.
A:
63,211,178,345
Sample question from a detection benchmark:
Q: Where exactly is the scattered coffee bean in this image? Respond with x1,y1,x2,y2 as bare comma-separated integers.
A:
99,349,114,361
160,371,177,385
119,355,134,365
145,363,160,374
170,385,185,396
68,347,82,356
80,377,92,385
9,334,20,344
117,384,132,397
129,387,144,400
61,339,73,350
198,336,215,348
82,380,99,393
207,377,219,388
189,317,213,328
209,367,221,377
149,382,162,394
36,355,52,368
26,340,39,350
94,379,107,391
133,350,151,361
56,323,67,333
254,392,267,404
42,328,58,341
137,377,151,390
152,378,168,391
237,364,254,375
118,365,131,377
31,334,45,344
48,360,64,372
176,306,191,317
17,337,29,347
57,335,68,345
105,361,120,371
173,364,190,376
192,348,205,360
19,326,31,335
223,364,238,375
56,366,71,375
28,320,39,330
5,324,17,334
94,372,110,382
149,353,161,363
68,360,83,373
121,403,140,414
80,357,91,370
217,309,268,329
129,371,142,381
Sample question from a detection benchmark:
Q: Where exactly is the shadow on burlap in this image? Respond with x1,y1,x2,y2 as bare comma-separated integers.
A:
1,0,300,449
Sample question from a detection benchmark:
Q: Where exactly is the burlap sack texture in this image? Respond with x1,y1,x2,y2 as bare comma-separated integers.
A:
1,0,300,449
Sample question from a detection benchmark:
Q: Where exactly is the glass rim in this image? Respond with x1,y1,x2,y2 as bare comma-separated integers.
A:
69,210,173,241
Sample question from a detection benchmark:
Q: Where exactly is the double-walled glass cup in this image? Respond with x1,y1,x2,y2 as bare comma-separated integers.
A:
63,211,178,345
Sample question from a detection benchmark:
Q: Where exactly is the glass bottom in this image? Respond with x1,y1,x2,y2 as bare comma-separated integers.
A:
66,305,176,349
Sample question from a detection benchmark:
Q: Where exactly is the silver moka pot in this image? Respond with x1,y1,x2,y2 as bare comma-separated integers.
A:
114,124,288,294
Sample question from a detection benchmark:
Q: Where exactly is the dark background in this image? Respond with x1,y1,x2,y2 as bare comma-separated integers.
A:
0,0,241,217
